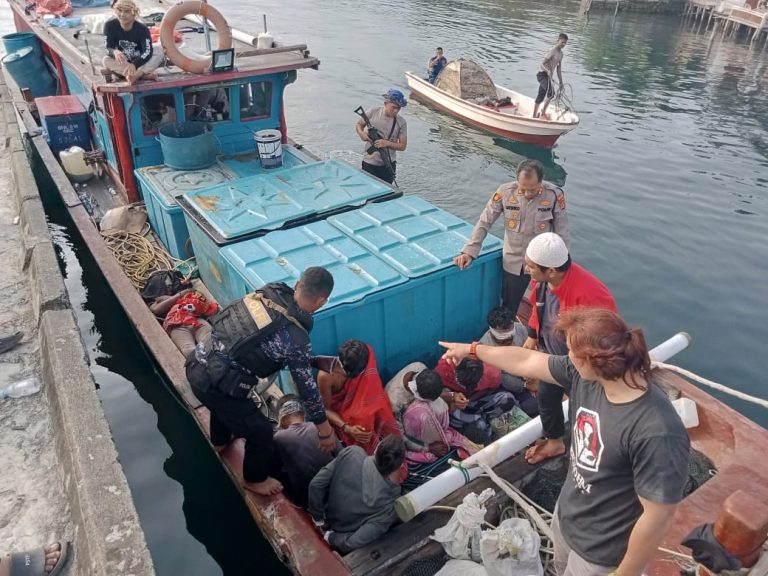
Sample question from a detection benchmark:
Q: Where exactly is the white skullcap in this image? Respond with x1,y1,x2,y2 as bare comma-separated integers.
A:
526,233,569,268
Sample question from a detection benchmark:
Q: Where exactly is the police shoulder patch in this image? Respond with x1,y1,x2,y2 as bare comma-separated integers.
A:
492,192,502,203
557,193,566,210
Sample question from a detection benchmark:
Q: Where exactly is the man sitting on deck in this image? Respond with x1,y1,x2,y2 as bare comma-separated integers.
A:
435,357,517,444
384,360,430,455
402,369,480,463
102,0,164,85
185,267,337,496
316,340,401,455
427,47,447,84
521,232,617,465
355,89,408,184
308,434,405,553
273,394,337,508
533,33,568,119
479,306,538,417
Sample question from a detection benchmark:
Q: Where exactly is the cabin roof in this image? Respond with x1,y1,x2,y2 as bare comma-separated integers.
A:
9,0,320,94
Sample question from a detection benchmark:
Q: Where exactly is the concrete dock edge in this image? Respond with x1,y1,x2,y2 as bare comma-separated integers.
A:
2,75,156,576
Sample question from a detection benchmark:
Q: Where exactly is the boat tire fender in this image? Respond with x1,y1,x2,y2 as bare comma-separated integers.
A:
160,1,232,74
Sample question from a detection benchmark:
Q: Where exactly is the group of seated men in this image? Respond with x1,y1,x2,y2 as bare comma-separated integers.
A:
267,305,539,552
145,271,541,553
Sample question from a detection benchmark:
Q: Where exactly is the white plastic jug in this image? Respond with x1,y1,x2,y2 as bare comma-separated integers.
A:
256,32,273,50
672,397,699,429
60,146,94,183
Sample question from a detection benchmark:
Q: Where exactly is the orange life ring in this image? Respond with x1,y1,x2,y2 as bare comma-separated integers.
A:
160,1,233,74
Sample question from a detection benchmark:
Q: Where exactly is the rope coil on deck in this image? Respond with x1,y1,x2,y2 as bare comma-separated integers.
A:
100,229,178,289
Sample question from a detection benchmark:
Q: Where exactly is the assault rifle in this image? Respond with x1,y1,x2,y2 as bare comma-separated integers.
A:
354,106,398,186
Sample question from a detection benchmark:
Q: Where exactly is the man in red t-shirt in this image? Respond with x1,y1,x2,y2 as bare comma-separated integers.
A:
523,233,617,464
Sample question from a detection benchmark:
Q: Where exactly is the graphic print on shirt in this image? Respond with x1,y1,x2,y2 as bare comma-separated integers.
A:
118,40,140,61
572,407,604,472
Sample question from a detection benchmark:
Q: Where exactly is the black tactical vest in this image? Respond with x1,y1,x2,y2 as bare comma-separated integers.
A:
209,283,313,379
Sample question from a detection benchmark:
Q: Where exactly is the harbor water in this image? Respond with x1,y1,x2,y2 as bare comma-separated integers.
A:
3,0,768,574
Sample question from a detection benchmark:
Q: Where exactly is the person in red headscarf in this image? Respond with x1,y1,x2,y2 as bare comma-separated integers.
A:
150,289,218,359
316,340,401,455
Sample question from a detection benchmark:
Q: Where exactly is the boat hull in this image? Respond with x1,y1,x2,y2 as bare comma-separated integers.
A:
405,72,578,148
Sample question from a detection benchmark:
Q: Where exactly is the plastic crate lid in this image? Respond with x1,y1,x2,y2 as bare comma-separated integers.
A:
218,220,407,307
35,95,86,116
135,161,238,207
326,196,502,278
183,159,395,241
221,146,313,178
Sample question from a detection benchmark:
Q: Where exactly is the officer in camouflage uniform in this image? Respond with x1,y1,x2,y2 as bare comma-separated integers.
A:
454,159,570,315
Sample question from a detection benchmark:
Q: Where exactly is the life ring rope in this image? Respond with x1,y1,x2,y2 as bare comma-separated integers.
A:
160,1,233,74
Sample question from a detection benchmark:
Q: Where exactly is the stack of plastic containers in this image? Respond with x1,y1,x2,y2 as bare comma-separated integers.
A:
178,159,398,303
218,196,502,379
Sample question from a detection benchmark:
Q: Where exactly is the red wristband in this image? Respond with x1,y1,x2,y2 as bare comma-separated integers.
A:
469,341,479,360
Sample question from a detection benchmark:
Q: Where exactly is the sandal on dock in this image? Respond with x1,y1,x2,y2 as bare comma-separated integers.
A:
6,541,70,576
0,331,23,354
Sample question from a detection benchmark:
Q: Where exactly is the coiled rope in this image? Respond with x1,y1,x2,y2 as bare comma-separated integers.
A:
100,229,195,289
653,361,768,409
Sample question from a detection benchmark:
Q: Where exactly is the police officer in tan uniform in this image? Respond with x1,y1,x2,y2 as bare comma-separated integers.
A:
454,160,570,314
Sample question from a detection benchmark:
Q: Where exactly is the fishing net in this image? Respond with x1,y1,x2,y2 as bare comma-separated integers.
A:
435,60,497,100
684,447,717,496
401,553,448,576
403,450,459,491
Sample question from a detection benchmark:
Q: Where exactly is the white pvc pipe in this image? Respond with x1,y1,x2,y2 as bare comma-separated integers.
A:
395,333,693,522
649,332,691,363
184,14,259,47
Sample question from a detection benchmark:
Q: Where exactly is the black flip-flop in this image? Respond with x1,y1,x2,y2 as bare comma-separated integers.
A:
8,541,70,576
0,332,23,354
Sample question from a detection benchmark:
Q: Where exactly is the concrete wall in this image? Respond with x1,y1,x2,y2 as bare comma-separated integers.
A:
1,74,155,576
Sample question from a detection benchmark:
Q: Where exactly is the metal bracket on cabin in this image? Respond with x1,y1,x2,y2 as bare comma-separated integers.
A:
83,149,106,167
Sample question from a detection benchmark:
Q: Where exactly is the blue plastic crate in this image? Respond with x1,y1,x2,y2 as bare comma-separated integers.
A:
218,196,503,380
179,159,400,301
135,162,237,260
36,96,89,153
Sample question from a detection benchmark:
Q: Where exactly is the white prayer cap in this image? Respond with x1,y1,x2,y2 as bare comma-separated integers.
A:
526,233,569,268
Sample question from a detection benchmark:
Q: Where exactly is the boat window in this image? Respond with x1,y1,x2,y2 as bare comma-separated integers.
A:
140,93,177,134
184,87,231,122
239,81,272,120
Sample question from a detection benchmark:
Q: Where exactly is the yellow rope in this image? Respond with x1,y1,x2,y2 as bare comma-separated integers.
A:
100,229,178,289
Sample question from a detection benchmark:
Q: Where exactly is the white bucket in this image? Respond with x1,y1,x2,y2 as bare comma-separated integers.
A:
256,32,274,50
254,129,283,169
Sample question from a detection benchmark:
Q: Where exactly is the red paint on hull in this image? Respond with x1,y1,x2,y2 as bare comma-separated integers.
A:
411,92,562,148
105,93,140,202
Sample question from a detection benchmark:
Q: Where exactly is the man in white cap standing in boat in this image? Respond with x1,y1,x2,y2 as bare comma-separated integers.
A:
522,232,617,465
454,159,570,316
356,89,408,184
102,0,163,85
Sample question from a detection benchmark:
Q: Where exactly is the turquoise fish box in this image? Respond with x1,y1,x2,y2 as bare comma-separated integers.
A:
179,159,399,303
218,196,502,379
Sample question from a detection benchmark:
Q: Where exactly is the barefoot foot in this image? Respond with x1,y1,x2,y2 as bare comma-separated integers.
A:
524,438,566,465
244,477,283,496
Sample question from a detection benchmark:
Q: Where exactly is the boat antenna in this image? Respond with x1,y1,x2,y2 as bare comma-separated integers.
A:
263,14,268,33
202,0,212,53
74,30,97,76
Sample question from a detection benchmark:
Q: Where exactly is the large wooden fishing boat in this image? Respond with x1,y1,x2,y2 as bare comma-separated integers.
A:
4,1,768,574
